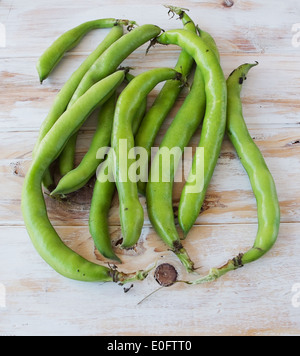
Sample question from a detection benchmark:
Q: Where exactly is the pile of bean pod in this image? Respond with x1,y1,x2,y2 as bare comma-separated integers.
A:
21,6,280,286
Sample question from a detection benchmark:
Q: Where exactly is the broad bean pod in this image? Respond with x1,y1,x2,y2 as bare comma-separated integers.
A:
111,68,183,250
37,18,135,83
89,81,147,262
135,7,196,195
146,11,222,272
146,67,205,273
33,25,125,188
22,70,149,282
59,24,162,177
154,29,227,237
51,92,117,196
185,63,281,285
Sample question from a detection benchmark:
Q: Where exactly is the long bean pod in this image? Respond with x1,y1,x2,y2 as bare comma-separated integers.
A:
59,24,162,177
51,92,117,196
33,25,125,189
146,10,222,272
185,63,280,285
89,86,147,262
112,68,182,250
154,29,227,237
135,7,196,195
146,67,206,272
22,71,149,282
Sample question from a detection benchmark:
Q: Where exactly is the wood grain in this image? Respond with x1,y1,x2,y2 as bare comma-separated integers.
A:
0,0,300,336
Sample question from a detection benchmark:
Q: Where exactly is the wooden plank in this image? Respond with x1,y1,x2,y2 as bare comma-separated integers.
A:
0,223,299,336
1,0,300,58
1,126,299,227
1,53,299,132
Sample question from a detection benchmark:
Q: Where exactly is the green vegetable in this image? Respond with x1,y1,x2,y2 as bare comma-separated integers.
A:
22,70,149,282
184,63,281,284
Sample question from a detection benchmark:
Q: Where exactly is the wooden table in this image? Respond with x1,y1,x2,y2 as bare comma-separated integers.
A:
1,0,300,336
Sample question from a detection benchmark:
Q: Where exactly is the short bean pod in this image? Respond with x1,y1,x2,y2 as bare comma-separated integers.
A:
36,18,134,83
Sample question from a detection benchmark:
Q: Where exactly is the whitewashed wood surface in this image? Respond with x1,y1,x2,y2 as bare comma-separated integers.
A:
1,0,300,336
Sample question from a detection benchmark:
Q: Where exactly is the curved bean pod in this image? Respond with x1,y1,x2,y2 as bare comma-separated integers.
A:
155,29,227,237
59,24,162,177
89,90,147,262
112,68,182,250
34,25,123,154
37,18,134,83
90,149,120,262
135,7,196,196
146,67,206,273
185,63,280,285
51,92,117,196
196,26,220,62
33,25,125,189
22,71,149,282
68,24,162,107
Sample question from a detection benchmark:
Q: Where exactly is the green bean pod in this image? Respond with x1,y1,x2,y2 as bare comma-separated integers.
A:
51,92,117,196
112,68,182,250
36,18,135,83
176,25,221,236
89,90,147,262
185,63,280,285
52,73,140,197
197,26,220,62
146,67,206,273
90,150,119,262
33,25,123,154
33,25,125,189
22,70,149,282
135,7,196,196
59,24,162,177
68,24,162,107
155,29,227,237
